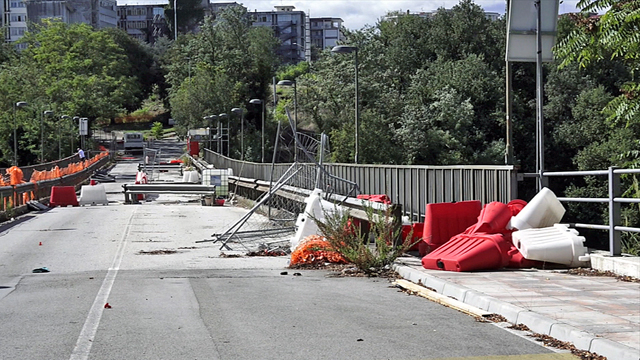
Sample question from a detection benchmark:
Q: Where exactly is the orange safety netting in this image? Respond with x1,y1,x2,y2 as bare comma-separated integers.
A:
28,152,109,183
290,235,348,265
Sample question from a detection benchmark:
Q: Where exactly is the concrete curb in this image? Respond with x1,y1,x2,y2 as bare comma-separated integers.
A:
393,263,640,360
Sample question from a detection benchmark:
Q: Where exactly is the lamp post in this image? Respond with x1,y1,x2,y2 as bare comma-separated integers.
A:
218,113,228,156
41,110,54,163
13,101,28,166
173,0,177,40
331,45,359,164
204,115,217,150
249,99,265,163
231,108,244,160
277,80,297,162
72,116,79,152
60,115,70,159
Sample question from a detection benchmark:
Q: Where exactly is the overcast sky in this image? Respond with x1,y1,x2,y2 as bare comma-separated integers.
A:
236,0,583,30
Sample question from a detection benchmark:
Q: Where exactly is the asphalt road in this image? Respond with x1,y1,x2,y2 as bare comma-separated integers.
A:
0,139,573,360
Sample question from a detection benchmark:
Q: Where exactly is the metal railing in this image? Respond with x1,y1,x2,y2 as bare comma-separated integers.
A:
203,149,518,222
541,167,640,256
0,155,110,213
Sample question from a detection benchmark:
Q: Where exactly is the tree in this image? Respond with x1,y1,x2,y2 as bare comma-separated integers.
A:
0,20,138,163
555,0,640,128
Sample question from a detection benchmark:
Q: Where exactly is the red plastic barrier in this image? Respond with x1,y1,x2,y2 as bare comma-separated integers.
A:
188,139,199,156
421,201,482,256
356,194,391,204
49,186,79,207
421,233,511,272
507,199,528,216
402,222,424,251
506,243,544,268
465,201,512,234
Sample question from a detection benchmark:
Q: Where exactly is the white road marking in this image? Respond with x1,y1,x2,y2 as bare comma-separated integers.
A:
69,208,138,360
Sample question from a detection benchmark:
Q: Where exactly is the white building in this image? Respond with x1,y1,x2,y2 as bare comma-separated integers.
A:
5,0,118,45
116,0,169,43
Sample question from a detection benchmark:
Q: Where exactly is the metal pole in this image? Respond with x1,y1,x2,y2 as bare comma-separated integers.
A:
261,101,265,163
41,111,44,163
506,61,514,165
13,104,18,166
354,49,360,164
173,0,177,40
609,166,621,255
535,0,545,191
268,121,282,220
293,83,297,163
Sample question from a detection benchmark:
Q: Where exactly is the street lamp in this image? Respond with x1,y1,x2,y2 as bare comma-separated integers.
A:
173,0,177,40
60,115,70,159
219,113,228,156
41,110,54,163
13,101,28,166
72,116,79,152
204,115,217,150
249,99,265,163
331,45,359,164
277,79,297,162
231,108,244,160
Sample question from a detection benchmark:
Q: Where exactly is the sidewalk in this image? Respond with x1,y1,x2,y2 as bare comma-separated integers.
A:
393,255,640,360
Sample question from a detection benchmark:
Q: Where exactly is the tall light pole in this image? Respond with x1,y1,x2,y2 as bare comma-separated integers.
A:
60,115,70,159
219,113,228,156
331,45,359,164
72,116,79,152
277,79,297,162
173,0,177,40
13,101,28,166
231,108,244,160
41,110,54,163
249,99,265,163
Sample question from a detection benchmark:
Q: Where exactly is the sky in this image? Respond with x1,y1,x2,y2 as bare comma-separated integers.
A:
236,0,584,30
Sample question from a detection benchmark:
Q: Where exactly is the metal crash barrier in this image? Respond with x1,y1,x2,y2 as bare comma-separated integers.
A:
122,183,216,204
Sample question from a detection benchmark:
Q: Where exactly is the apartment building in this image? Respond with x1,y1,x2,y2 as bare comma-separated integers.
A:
4,0,117,45
309,17,343,51
117,0,169,43
251,5,307,64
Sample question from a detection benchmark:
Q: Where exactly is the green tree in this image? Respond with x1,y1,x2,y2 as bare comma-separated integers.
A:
555,0,640,128
0,20,138,163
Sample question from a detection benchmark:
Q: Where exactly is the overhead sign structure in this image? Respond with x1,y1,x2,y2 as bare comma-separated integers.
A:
506,0,560,62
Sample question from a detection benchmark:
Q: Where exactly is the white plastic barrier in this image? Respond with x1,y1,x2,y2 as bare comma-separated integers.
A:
182,170,199,183
512,224,590,267
78,184,109,206
290,188,338,251
508,187,565,230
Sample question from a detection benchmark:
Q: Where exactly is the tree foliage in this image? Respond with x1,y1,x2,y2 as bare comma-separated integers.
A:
555,0,640,128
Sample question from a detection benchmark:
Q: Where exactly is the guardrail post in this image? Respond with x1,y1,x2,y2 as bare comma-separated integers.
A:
608,166,621,256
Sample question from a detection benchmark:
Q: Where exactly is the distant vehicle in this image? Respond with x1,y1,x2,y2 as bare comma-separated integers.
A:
123,132,144,151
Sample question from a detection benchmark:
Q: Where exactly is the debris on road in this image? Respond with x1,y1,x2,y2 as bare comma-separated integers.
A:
137,249,177,255
32,267,50,273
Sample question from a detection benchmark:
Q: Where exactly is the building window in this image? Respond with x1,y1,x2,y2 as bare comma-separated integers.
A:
10,27,26,36
10,1,26,8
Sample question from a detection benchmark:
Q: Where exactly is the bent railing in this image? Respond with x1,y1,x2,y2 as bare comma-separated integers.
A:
203,149,518,223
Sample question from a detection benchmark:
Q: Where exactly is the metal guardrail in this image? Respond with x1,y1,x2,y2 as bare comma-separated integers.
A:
541,167,640,256
122,183,216,204
204,149,517,222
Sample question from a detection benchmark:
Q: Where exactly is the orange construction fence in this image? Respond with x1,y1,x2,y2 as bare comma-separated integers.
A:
1,152,109,209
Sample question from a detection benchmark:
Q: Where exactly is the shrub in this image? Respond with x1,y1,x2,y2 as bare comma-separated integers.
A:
311,204,417,275
151,122,164,139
